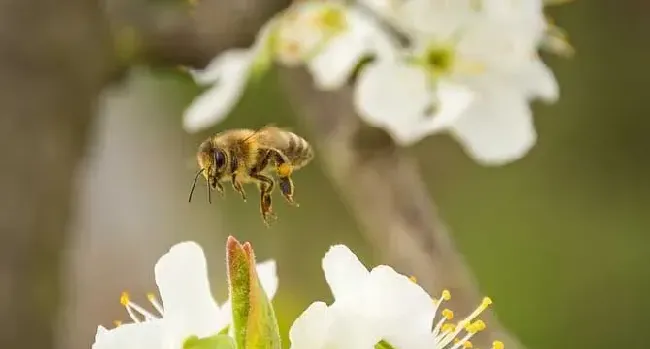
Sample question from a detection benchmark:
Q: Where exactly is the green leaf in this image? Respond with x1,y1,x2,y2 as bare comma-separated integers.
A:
182,334,236,349
226,236,282,349
375,340,397,349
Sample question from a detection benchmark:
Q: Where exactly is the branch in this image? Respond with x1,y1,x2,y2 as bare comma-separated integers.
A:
0,0,116,348
278,67,526,349
104,0,291,67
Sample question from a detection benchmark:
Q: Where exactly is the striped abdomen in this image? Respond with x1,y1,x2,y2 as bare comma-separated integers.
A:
279,131,314,169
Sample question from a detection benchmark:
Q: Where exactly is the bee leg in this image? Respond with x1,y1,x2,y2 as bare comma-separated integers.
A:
209,177,225,198
231,173,247,202
273,152,299,207
215,181,225,197
252,175,276,226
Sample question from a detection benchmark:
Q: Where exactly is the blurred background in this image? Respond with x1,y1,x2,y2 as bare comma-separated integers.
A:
0,0,648,349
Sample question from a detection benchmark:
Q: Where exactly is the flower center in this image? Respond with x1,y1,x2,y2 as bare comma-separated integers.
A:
423,45,455,77
429,289,504,349
317,6,347,33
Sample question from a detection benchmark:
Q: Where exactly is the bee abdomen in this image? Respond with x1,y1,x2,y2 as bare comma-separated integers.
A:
285,132,314,169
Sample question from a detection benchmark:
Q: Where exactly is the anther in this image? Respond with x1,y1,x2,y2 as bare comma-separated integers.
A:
492,341,504,349
441,323,456,333
409,275,418,283
442,289,451,301
120,291,130,306
113,320,122,327
464,341,474,348
442,309,454,320
147,292,164,315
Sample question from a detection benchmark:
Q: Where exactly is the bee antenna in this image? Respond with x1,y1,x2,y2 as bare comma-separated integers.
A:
207,178,212,204
188,168,205,203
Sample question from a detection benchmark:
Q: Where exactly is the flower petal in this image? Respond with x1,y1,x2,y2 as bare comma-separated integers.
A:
154,241,222,343
256,259,279,299
183,50,252,132
92,321,165,349
308,9,398,90
322,245,369,301
518,58,559,103
354,61,434,145
308,31,368,90
288,302,331,349
362,265,436,349
449,86,536,165
420,80,475,134
188,49,252,86
289,301,378,349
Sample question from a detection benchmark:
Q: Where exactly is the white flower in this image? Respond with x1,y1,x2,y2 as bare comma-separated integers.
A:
182,20,277,133
275,0,398,90
289,245,499,349
354,0,560,165
183,0,398,132
92,241,278,349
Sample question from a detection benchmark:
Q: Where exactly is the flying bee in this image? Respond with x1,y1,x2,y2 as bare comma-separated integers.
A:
188,125,314,226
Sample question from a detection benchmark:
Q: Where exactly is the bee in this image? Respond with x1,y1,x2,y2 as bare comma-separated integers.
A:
188,125,314,226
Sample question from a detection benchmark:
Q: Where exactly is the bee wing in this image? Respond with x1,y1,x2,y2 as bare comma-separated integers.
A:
242,125,290,147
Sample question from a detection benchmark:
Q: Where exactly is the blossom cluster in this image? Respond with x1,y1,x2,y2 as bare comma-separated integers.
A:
92,237,503,349
182,0,573,165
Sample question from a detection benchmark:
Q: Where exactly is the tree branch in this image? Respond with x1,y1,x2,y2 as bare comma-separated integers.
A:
0,0,115,348
278,67,525,349
104,0,291,67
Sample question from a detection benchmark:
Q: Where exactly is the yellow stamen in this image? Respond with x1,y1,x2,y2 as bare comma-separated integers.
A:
465,320,487,334
493,341,504,349
464,341,474,348
442,289,451,301
409,275,418,283
120,291,130,306
113,320,122,327
441,323,456,333
442,309,454,320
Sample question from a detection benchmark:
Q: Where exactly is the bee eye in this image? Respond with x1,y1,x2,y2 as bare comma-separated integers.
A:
214,150,226,169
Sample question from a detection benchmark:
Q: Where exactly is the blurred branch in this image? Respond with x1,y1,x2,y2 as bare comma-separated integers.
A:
104,0,291,67
278,68,525,349
0,0,115,348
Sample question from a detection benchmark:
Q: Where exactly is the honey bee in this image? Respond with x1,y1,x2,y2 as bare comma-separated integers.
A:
188,125,314,226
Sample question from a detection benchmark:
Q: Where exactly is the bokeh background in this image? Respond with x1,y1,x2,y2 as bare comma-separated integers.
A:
1,0,648,349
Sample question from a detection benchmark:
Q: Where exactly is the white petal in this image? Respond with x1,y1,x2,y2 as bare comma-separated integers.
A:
154,241,222,343
289,301,378,349
362,265,435,349
256,259,279,299
95,326,109,341
398,0,473,38
322,245,369,301
288,302,331,349
92,321,165,349
354,61,434,145
449,87,536,165
423,80,475,132
519,59,559,103
188,49,252,86
308,30,368,90
183,50,252,132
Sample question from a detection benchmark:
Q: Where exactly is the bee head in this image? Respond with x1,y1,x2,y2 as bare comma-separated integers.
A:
197,141,229,183
189,140,229,203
